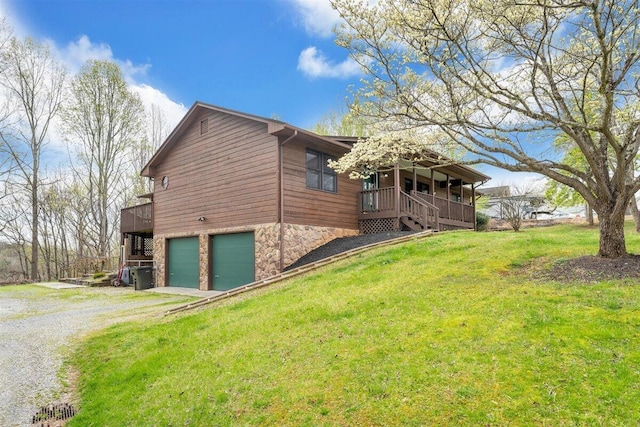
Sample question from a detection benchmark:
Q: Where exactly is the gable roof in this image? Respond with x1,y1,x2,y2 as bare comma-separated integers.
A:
141,101,490,184
141,101,352,177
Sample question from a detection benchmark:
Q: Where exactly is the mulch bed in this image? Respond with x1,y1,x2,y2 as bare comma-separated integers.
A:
285,231,415,271
539,255,640,283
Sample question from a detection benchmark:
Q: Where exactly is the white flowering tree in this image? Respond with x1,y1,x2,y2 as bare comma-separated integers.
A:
331,0,640,258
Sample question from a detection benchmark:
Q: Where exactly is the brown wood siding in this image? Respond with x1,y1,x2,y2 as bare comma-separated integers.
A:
282,140,360,229
153,110,278,235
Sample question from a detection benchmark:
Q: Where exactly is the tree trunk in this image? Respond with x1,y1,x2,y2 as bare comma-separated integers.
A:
585,203,594,226
598,207,627,258
629,197,640,233
31,172,38,282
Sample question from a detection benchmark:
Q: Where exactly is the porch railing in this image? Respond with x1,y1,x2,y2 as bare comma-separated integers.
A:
121,202,153,234
407,191,439,229
408,192,475,224
358,187,475,229
358,187,396,216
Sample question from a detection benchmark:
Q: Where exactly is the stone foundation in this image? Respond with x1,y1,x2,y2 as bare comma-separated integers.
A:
282,223,358,268
153,222,358,290
154,237,166,287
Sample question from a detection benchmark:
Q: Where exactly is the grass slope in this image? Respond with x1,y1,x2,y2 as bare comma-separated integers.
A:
69,224,640,426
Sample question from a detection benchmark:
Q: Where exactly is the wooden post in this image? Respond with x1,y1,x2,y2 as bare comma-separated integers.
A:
446,174,450,220
412,163,417,193
472,183,476,230
430,169,435,196
395,163,401,230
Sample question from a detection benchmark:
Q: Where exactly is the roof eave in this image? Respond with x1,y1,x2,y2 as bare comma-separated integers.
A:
268,123,353,151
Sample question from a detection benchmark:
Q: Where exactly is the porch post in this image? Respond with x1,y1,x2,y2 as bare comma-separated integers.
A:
430,168,435,200
471,183,476,206
395,162,401,229
446,174,451,220
412,163,417,193
472,183,476,230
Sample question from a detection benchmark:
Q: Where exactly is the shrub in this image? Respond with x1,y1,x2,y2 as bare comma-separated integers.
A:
476,212,490,231
93,271,106,279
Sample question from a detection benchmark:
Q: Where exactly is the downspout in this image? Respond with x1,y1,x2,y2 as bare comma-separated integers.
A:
279,130,298,272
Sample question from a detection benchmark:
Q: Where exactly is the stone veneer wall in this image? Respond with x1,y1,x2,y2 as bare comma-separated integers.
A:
282,223,359,268
153,222,358,290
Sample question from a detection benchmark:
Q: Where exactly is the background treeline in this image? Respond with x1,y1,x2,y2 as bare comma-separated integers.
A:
0,21,168,283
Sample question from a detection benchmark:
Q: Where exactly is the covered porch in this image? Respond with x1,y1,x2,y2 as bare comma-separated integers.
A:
357,160,489,233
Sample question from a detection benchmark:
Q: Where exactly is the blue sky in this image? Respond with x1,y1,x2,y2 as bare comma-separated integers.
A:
3,0,360,130
1,0,537,186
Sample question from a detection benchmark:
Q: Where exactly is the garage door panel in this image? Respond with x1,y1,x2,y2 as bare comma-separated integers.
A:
168,237,199,289
212,232,254,291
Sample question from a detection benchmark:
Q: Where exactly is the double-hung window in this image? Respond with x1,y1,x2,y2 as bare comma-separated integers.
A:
306,149,337,193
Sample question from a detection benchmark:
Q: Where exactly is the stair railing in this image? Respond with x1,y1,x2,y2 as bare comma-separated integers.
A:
406,191,440,230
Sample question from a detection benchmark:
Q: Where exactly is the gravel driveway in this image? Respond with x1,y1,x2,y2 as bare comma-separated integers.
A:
0,283,191,427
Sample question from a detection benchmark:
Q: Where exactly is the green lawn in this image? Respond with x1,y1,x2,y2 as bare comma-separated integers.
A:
69,224,640,426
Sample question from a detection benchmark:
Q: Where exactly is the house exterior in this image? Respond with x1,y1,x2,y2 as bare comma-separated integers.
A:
121,102,489,291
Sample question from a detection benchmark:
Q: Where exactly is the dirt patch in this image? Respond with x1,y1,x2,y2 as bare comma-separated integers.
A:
539,255,640,283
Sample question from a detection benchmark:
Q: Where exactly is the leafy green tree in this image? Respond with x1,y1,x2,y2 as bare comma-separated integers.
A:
62,60,146,259
544,133,595,225
312,98,367,137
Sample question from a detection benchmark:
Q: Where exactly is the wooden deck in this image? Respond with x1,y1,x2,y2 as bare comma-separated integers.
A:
358,187,476,233
121,202,153,234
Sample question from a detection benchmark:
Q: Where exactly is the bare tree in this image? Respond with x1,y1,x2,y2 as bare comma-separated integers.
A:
503,191,545,232
128,104,169,198
38,173,76,280
0,183,31,279
0,36,67,280
332,0,640,258
62,60,146,259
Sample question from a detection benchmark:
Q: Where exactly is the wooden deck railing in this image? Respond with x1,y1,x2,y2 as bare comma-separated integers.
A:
409,192,475,224
358,187,475,230
408,191,439,229
121,202,153,234
358,187,396,217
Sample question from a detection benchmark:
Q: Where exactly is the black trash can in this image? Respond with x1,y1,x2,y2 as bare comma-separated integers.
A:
129,266,154,290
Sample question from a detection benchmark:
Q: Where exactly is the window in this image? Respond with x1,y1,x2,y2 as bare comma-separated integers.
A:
306,149,337,193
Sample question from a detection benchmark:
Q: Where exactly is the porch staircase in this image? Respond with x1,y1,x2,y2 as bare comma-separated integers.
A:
399,191,440,231
400,216,425,232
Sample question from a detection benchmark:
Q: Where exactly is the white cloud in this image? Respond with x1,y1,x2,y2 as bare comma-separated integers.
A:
288,0,342,38
62,35,113,70
0,0,187,150
129,84,187,130
54,35,151,82
297,46,361,78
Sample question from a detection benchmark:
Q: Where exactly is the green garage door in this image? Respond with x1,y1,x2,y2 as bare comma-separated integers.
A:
211,232,255,291
168,237,199,289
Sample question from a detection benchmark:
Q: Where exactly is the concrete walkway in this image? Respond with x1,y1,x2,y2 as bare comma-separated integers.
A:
35,281,223,298
35,282,85,290
144,286,224,298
